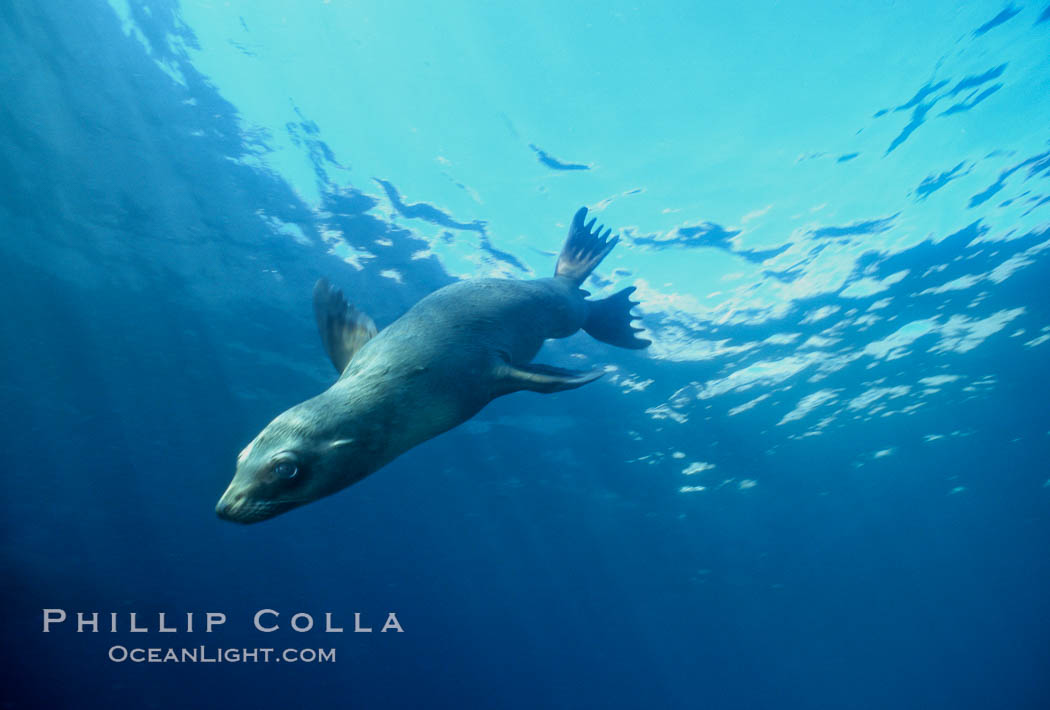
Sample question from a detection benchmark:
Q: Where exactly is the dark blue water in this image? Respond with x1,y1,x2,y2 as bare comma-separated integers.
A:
2,2,1049,708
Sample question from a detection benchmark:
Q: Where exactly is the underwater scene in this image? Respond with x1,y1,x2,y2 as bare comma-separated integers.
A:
2,1,1049,708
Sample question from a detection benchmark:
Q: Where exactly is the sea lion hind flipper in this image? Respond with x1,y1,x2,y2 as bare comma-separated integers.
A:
493,362,604,395
312,278,378,375
583,286,651,350
554,206,619,286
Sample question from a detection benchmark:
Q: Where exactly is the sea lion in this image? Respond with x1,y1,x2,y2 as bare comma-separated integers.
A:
216,207,649,523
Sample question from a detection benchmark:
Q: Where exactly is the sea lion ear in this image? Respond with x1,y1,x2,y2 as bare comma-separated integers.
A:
313,278,377,375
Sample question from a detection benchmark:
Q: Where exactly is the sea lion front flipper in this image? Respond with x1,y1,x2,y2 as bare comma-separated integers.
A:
493,361,605,395
313,278,377,375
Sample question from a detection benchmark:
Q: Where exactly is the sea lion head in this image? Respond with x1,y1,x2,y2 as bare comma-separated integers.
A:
215,395,372,524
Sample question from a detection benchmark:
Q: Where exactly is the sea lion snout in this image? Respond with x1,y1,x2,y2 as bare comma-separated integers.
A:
215,489,244,522
215,487,294,524
215,477,291,524
215,487,255,523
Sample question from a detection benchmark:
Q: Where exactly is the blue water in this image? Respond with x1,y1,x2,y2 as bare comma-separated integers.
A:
2,1,1049,708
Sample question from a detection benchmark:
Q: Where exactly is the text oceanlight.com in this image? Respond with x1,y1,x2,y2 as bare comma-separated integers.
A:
108,646,336,663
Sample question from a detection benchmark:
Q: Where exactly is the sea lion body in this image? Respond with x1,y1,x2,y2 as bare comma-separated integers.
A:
217,208,649,523
351,275,584,410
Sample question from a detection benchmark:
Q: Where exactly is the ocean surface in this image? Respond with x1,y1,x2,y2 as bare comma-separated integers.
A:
2,2,1049,708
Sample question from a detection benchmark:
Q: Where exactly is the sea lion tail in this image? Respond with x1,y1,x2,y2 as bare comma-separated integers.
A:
555,207,618,285
583,286,651,350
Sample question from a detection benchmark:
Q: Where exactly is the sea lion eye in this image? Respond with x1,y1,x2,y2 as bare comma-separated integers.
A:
271,453,300,479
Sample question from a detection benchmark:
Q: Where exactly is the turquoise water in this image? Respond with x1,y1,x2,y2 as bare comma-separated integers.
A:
2,2,1049,708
